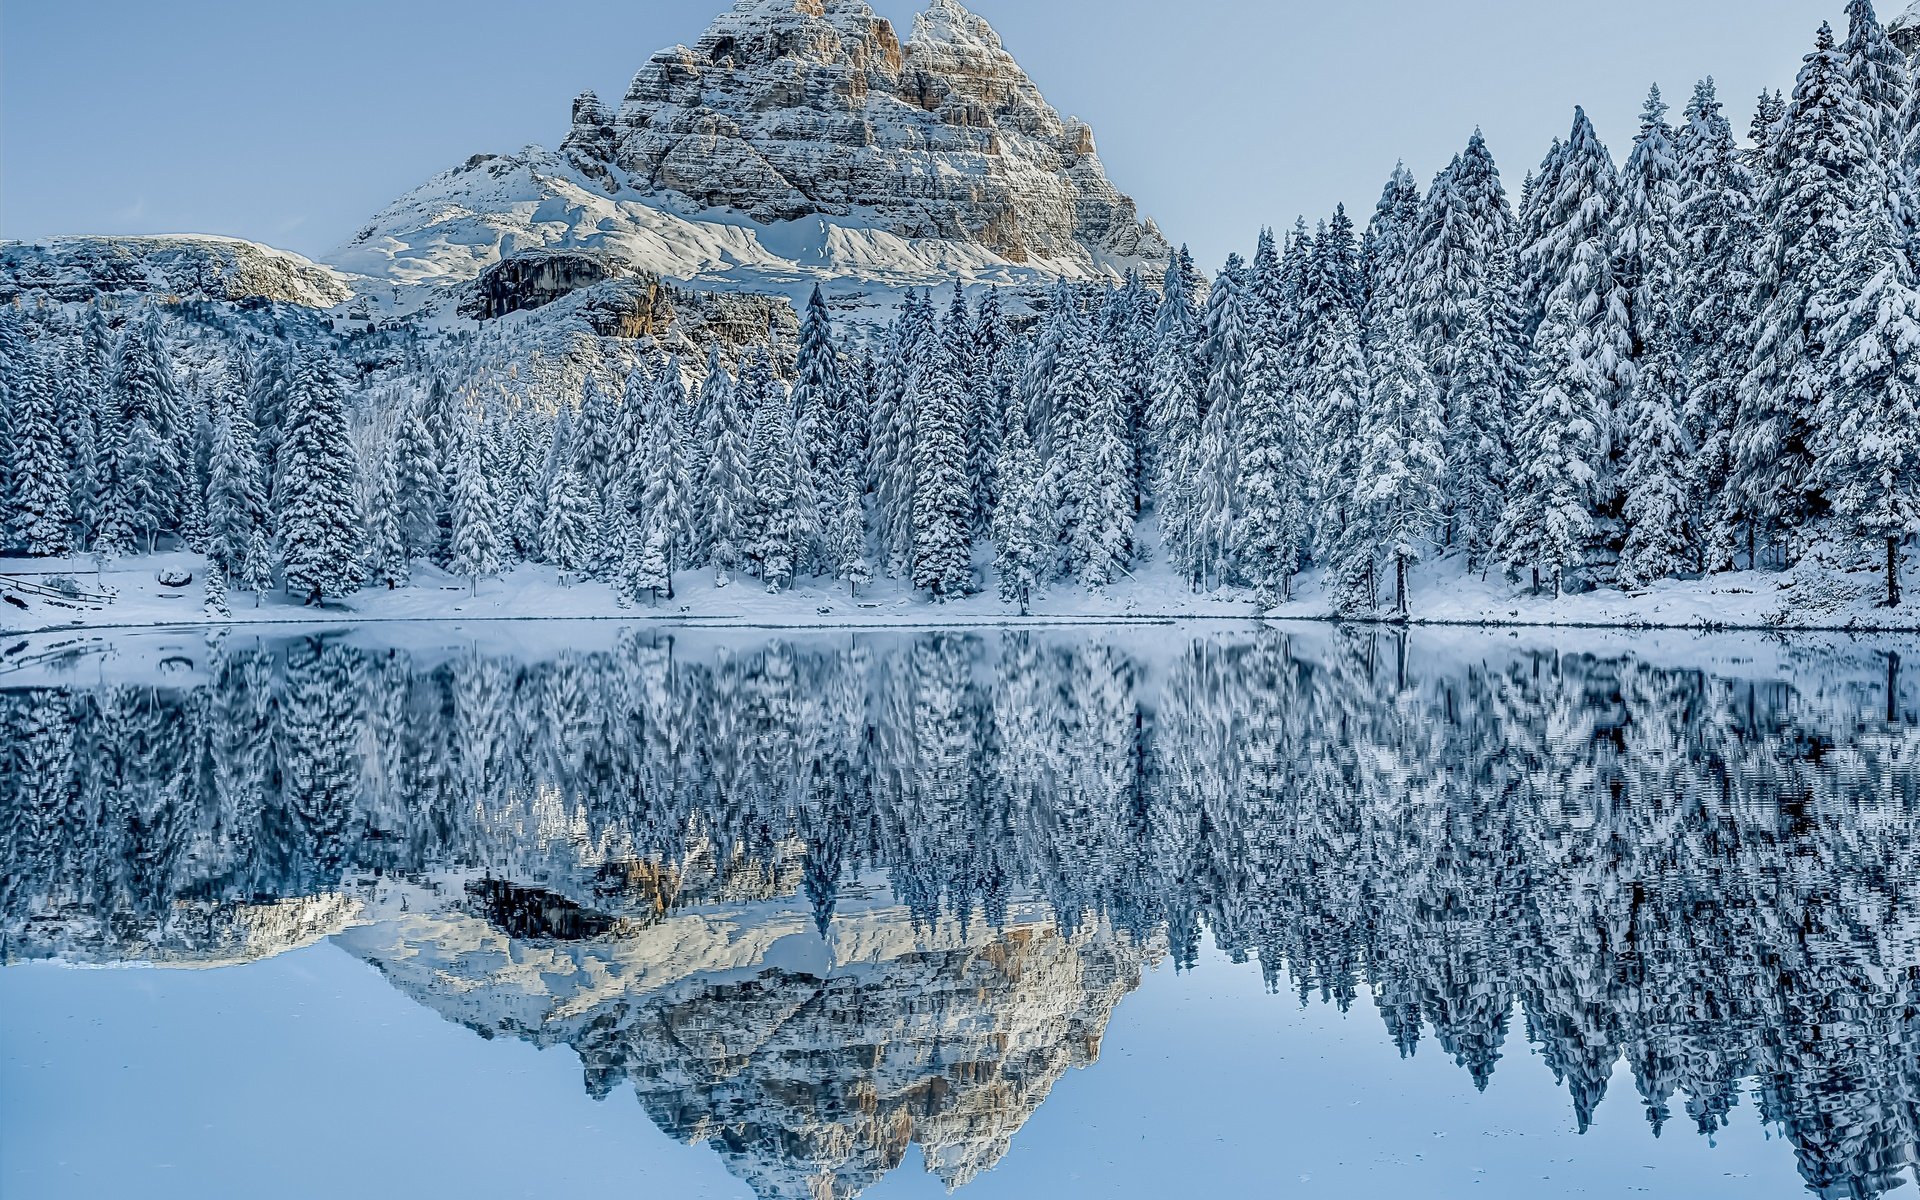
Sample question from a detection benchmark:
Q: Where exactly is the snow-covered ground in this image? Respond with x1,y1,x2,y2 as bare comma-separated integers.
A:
9,540,1920,638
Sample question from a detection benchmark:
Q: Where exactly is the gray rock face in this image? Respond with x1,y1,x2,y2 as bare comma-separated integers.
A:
463,248,628,319
0,235,352,308
600,0,1165,268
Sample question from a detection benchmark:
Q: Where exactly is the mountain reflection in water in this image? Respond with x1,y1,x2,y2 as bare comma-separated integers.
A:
4,627,1919,1199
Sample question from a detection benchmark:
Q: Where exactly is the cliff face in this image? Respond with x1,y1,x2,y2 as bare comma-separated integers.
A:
327,0,1167,308
339,900,1157,1200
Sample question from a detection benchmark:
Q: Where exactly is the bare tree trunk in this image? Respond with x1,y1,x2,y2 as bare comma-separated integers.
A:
1888,536,1902,609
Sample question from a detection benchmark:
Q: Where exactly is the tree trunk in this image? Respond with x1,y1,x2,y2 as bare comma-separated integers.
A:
1394,555,1409,617
1888,536,1902,609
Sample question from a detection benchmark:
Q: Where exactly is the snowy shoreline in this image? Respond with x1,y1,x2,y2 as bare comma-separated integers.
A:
12,546,1920,638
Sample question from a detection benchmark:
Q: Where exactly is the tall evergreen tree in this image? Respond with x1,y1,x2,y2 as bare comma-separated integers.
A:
1735,22,1877,565
700,355,749,586
911,334,973,600
277,345,363,604
992,391,1045,614
1495,299,1600,595
205,364,267,579
7,339,71,555
1353,315,1446,616
448,419,505,594
111,309,187,551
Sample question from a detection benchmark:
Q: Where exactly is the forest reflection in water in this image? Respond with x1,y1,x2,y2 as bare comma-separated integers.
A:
4,625,1920,1199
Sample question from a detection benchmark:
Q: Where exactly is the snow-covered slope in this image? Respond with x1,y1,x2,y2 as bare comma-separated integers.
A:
0,235,354,308
328,0,1168,314
1893,1,1920,54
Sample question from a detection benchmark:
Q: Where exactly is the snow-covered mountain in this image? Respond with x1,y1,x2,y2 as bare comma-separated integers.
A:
340,898,1155,1200
327,0,1168,316
0,235,353,309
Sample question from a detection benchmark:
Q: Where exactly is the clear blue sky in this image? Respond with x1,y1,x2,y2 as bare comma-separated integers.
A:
0,0,1835,272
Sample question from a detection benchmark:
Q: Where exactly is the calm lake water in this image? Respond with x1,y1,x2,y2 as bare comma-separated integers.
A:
4,624,1918,1199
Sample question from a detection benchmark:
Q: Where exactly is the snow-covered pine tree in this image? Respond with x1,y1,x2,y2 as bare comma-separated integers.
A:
389,390,444,563
7,338,72,555
205,362,267,580
829,460,870,597
573,374,617,508
1074,336,1134,589
878,295,933,574
111,308,187,551
449,418,505,595
1235,238,1307,606
643,358,693,595
1304,270,1370,571
1361,163,1422,327
792,288,844,561
1446,251,1524,571
747,367,799,593
1495,298,1600,595
911,330,973,600
277,344,364,604
1144,254,1202,520
203,560,230,618
1843,0,1910,154
1351,314,1445,616
700,356,748,586
1612,87,1684,369
634,508,674,605
1534,107,1633,458
1618,295,1694,590
1820,201,1920,607
1674,77,1761,570
238,523,273,605
1189,256,1252,587
992,388,1045,614
365,439,409,590
1735,21,1878,566
61,307,112,548
967,286,1009,530
542,461,596,577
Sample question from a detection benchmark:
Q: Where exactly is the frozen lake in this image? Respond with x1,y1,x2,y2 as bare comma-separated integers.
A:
4,623,1917,1199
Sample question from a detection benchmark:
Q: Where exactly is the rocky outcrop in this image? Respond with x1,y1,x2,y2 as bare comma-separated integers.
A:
0,235,353,308
1895,3,1920,56
462,248,629,319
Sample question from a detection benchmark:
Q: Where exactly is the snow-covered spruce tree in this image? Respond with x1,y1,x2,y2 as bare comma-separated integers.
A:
1102,274,1155,516
1021,282,1073,460
634,508,674,606
829,461,871,598
878,295,934,575
1446,252,1525,571
699,354,748,586
1361,164,1422,327
1235,252,1307,607
1495,298,1599,596
1819,203,1920,607
1144,254,1202,531
1675,77,1761,570
448,419,505,596
542,461,596,577
1843,0,1910,156
1613,87,1684,370
1305,283,1370,572
610,497,647,609
205,363,267,580
111,308,187,551
388,390,444,563
573,374,617,508
61,307,112,547
1533,108,1632,475
8,339,72,555
203,560,230,618
277,344,364,604
1618,297,1694,590
1189,256,1251,588
0,304,22,526
967,286,1009,530
365,442,409,590
1350,315,1445,617
747,369,799,593
642,358,693,595
238,523,273,605
1735,21,1877,567
911,333,973,600
1073,337,1134,589
993,389,1045,614
506,405,549,560
793,287,845,557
